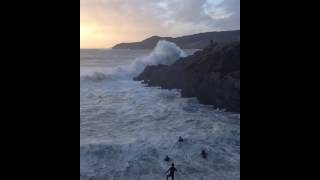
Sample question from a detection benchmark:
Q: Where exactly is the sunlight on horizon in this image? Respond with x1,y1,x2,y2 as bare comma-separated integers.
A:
80,22,149,49
80,24,111,49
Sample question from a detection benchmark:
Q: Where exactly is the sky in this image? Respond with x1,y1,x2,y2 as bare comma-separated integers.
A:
80,0,240,48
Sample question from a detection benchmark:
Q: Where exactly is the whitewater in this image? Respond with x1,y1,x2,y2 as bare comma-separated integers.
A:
80,41,240,180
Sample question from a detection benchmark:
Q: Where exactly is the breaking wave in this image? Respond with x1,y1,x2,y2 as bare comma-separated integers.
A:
80,40,186,82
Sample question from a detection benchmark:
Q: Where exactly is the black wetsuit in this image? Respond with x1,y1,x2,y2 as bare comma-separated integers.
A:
201,150,208,159
166,167,177,180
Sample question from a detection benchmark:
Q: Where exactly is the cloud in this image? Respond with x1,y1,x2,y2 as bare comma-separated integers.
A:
80,0,240,48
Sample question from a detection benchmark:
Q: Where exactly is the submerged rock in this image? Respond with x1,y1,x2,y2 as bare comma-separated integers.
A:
134,42,240,113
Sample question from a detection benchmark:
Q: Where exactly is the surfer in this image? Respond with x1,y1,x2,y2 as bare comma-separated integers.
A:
201,149,208,159
164,155,171,162
166,163,177,180
178,136,184,142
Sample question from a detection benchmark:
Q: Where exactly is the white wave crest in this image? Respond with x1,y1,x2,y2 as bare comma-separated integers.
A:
80,40,186,82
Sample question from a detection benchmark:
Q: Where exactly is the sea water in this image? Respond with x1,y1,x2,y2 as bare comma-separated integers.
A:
80,41,240,180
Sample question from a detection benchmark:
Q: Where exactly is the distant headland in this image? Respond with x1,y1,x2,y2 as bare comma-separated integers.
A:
112,30,240,49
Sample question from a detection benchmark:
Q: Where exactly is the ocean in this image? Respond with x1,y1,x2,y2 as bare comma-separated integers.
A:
80,41,240,180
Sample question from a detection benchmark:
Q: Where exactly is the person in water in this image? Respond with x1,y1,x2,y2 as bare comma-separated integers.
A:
178,136,184,142
166,163,177,180
201,149,208,159
164,155,171,162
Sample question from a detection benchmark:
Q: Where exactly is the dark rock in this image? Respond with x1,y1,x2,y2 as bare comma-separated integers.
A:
134,42,240,113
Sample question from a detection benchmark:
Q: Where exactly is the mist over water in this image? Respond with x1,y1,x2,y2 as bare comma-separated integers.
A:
80,41,240,180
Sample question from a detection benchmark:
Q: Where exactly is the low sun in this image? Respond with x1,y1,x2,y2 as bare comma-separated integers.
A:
81,24,99,48
80,23,119,48
80,25,94,40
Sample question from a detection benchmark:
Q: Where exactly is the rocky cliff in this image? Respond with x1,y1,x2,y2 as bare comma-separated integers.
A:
134,42,240,113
